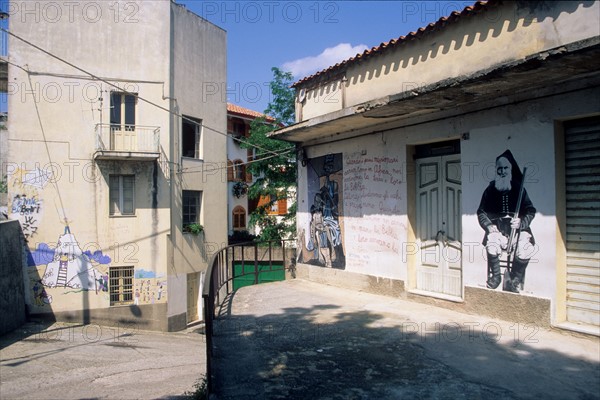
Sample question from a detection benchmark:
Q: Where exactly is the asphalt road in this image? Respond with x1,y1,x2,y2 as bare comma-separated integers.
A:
0,321,206,400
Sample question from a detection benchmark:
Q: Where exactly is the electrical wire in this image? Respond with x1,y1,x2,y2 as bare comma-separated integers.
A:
0,26,293,163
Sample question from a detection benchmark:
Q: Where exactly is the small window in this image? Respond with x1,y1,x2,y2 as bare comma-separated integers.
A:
270,194,279,213
182,116,202,159
109,175,135,216
232,206,246,230
183,190,202,229
233,159,245,182
110,92,136,132
109,266,134,305
233,121,246,137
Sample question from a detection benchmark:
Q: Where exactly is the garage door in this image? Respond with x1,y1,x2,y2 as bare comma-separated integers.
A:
565,118,600,328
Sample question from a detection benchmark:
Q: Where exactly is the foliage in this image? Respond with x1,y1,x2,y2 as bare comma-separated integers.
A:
183,223,204,235
0,175,7,193
183,375,208,400
228,230,257,245
241,67,297,242
232,181,248,198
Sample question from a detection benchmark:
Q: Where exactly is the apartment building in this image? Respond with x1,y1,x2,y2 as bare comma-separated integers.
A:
4,0,227,331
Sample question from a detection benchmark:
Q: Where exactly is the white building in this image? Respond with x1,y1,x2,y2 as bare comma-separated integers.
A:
4,0,227,331
226,103,290,241
275,0,600,335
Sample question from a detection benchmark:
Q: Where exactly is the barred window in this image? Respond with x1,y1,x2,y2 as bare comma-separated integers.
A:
109,266,134,306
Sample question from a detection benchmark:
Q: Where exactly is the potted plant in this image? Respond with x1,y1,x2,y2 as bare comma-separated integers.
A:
183,223,204,235
232,181,248,198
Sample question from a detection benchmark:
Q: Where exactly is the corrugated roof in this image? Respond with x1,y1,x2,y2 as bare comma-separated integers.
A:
227,103,275,122
292,0,496,88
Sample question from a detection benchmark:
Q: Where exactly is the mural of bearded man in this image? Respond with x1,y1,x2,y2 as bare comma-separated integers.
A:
477,149,536,293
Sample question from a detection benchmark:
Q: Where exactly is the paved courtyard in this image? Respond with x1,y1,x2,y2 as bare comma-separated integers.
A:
211,279,600,400
2,279,599,400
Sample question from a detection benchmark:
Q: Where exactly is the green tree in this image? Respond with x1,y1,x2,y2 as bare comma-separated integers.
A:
241,67,296,242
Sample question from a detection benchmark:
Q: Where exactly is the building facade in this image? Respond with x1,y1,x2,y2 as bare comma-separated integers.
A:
226,103,288,239
275,1,600,335
5,0,227,331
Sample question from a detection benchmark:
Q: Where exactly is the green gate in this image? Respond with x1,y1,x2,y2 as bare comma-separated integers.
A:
233,261,285,290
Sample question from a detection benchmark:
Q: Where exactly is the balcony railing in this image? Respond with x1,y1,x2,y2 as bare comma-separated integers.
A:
94,123,160,161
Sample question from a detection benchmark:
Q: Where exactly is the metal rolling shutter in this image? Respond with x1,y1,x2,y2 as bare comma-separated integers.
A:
565,118,600,327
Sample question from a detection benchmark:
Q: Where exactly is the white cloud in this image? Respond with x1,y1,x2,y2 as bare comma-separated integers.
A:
282,43,368,79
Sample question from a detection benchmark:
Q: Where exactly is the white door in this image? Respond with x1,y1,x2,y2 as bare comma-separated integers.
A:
416,154,462,297
111,126,137,151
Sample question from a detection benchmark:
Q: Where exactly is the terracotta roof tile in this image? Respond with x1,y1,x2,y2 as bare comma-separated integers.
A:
292,0,496,87
227,103,276,122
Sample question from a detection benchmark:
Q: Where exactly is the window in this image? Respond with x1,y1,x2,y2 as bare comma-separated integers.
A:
182,116,202,159
110,92,136,131
270,194,279,213
232,206,246,230
183,190,202,230
109,175,135,216
258,193,287,216
234,159,245,181
233,121,246,137
109,266,134,305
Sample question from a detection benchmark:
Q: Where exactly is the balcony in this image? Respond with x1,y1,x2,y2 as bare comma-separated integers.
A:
94,123,160,161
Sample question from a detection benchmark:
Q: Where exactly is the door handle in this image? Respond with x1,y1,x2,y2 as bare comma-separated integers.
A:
435,230,445,242
436,230,449,246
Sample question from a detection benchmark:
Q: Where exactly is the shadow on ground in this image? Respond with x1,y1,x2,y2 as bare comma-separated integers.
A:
211,288,599,400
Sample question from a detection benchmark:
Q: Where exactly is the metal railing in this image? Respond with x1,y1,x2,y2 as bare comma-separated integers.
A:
202,239,295,395
94,123,160,153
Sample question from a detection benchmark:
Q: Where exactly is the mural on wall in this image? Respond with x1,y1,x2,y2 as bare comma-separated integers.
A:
8,167,49,238
299,153,346,269
26,225,112,307
477,150,536,294
134,269,167,305
342,151,404,270
41,226,107,290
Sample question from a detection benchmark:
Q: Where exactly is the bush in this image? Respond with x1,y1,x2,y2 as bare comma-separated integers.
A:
228,230,257,245
183,375,207,400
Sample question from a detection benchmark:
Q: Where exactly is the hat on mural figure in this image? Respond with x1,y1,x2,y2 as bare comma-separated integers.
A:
496,149,523,184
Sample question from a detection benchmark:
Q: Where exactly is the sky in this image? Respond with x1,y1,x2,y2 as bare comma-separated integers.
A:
0,1,476,114
181,0,476,114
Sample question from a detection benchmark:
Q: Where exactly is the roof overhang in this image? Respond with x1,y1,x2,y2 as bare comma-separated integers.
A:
272,38,600,145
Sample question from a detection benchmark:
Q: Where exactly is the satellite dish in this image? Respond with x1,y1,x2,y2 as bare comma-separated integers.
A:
297,88,306,103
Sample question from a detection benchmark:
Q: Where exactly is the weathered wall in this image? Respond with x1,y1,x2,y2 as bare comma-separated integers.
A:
296,85,599,325
298,1,599,121
0,220,26,335
7,1,172,325
168,3,227,328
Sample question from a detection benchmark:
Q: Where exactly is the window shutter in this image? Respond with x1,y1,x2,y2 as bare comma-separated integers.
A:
277,197,287,215
227,160,234,181
246,150,253,182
